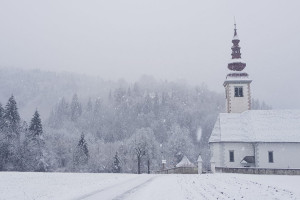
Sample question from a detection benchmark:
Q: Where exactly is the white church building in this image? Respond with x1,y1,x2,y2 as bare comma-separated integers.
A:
209,24,300,170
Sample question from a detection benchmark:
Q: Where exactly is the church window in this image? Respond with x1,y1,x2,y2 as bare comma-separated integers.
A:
268,151,274,163
229,151,234,162
234,87,243,97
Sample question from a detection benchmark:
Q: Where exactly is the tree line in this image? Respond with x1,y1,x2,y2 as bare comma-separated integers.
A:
0,80,270,173
45,82,224,173
0,96,91,172
0,96,47,171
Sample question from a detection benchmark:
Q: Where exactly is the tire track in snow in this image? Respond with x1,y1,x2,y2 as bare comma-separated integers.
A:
74,175,158,200
73,175,154,200
112,176,157,200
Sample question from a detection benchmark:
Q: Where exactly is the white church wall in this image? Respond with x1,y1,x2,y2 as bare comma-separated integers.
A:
226,83,250,113
257,143,300,169
210,143,222,167
211,142,300,169
223,143,254,167
211,142,254,168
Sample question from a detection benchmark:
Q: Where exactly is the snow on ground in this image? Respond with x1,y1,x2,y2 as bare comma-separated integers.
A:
0,172,299,200
0,172,146,200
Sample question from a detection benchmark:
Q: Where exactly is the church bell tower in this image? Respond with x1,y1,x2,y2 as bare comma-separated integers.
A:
224,23,252,113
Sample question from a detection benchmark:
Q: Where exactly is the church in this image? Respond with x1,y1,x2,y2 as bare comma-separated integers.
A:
209,24,300,170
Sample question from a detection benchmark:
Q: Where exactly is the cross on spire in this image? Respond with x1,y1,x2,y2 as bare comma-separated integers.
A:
234,17,237,36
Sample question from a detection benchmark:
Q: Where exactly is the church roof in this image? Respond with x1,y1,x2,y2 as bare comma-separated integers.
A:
209,110,300,143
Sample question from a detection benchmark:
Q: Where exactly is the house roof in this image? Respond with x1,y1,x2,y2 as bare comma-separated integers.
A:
175,155,196,168
209,110,300,143
241,156,255,164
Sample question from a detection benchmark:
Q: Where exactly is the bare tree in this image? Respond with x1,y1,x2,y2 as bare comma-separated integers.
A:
135,144,146,174
129,128,159,174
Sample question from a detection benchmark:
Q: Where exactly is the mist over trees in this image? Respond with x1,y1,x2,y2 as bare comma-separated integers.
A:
45,81,224,172
0,68,271,173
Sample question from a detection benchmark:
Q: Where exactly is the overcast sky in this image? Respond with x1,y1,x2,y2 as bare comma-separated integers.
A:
0,0,300,109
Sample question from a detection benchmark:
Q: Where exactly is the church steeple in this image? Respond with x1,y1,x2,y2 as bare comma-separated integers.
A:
228,23,246,72
224,22,252,113
234,22,237,37
231,23,241,59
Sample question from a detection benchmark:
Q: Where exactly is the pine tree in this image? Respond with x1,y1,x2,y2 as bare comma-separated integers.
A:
4,95,20,133
70,94,82,121
0,103,4,128
29,111,43,137
93,98,101,116
143,94,152,114
74,133,89,169
24,110,48,172
112,152,121,173
0,103,6,170
1,95,21,170
153,93,160,116
86,98,93,112
48,97,70,128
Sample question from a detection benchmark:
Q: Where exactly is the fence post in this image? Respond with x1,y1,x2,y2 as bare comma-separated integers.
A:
197,155,203,174
210,158,216,173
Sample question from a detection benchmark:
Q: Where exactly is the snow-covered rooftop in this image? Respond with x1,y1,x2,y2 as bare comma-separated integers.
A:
175,155,196,168
225,76,251,81
209,110,300,143
229,58,244,63
225,71,251,80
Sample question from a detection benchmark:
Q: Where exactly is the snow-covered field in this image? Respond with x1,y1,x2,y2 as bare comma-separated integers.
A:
0,172,299,200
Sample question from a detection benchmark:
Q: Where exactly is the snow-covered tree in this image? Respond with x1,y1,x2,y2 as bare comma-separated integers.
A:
0,103,5,169
86,98,93,112
4,95,20,133
129,128,159,174
0,103,4,129
48,97,69,128
166,124,195,167
73,133,89,170
112,151,121,173
0,95,21,170
70,94,82,121
93,98,102,116
29,111,43,137
23,110,48,172
252,98,272,110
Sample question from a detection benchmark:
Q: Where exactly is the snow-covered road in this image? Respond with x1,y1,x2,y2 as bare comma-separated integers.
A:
75,175,157,200
0,172,299,200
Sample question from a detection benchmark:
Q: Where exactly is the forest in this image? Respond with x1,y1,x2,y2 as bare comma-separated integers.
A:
0,68,270,173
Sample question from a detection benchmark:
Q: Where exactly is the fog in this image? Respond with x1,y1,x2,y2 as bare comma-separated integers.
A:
0,0,299,109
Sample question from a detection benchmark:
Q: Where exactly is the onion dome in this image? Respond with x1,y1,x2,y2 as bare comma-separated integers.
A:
227,23,246,71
